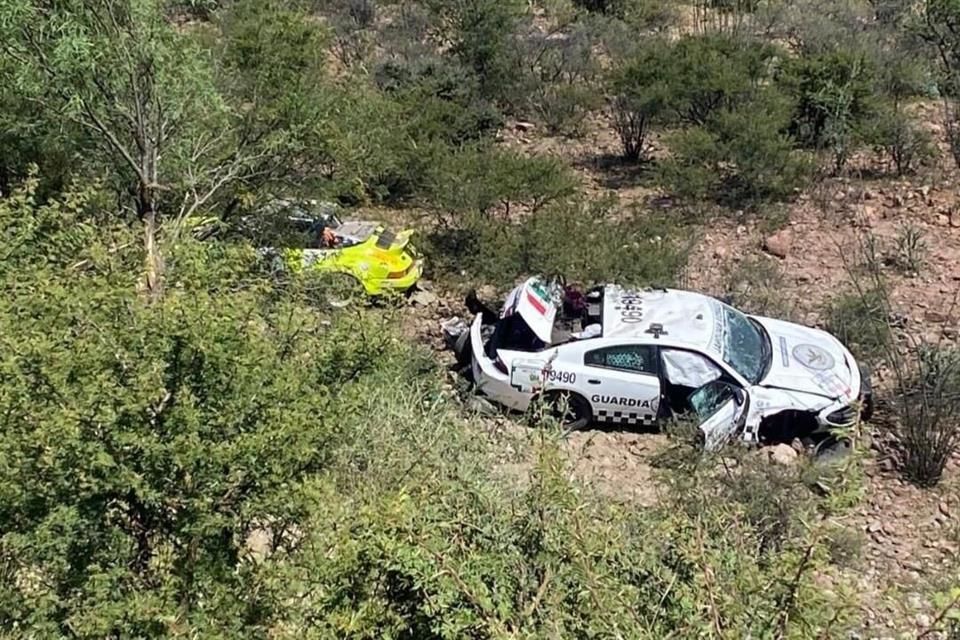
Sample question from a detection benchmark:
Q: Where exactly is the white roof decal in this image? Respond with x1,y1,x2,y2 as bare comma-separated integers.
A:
602,286,720,353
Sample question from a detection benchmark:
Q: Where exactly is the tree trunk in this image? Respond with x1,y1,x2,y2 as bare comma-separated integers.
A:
139,189,164,301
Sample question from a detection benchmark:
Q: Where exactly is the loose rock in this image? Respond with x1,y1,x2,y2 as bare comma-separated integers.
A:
766,443,798,465
763,230,792,259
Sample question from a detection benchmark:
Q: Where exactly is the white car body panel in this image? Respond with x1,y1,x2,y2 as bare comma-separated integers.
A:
467,278,867,449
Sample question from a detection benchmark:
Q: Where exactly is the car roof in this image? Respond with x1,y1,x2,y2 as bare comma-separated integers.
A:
601,286,722,354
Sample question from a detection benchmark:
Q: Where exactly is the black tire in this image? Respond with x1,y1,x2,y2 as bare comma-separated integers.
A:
542,391,592,430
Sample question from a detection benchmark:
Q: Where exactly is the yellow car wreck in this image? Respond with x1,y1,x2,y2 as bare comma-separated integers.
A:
275,218,423,295
188,200,424,296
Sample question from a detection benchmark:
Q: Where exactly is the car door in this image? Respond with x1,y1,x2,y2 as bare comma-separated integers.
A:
688,380,748,450
582,343,660,427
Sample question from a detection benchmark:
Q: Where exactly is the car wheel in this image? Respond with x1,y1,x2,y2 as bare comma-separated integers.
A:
542,391,592,430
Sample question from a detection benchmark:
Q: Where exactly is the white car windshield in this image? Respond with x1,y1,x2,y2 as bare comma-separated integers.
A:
720,306,770,384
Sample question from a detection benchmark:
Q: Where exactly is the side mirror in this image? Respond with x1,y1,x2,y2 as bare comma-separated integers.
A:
733,388,745,406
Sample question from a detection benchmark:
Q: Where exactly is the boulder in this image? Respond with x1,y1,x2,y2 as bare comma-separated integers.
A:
766,443,798,465
762,230,792,259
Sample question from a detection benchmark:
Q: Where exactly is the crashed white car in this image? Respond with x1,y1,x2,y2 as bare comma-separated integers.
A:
448,277,872,451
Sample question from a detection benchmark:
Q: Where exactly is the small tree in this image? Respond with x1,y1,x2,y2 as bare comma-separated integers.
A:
777,50,878,174
863,106,933,176
0,0,261,298
608,46,668,161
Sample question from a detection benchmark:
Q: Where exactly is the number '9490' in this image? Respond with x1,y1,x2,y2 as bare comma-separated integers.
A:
545,369,576,384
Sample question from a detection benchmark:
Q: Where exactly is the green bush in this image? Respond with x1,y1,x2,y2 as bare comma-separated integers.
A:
778,50,879,160
0,182,394,634
863,106,934,176
823,288,891,362
655,35,778,126
522,25,602,135
374,55,503,144
423,144,577,215
893,344,960,487
608,43,671,161
424,198,690,287
424,0,528,107
659,93,813,206
263,425,855,638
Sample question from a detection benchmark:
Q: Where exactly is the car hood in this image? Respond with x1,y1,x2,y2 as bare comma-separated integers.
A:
754,317,859,403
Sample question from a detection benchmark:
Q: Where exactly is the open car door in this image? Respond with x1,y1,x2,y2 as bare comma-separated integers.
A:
688,381,748,451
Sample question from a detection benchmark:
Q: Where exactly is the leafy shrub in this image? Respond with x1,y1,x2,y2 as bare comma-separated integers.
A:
374,55,503,144
423,144,577,216
424,198,690,288
608,44,669,161
659,93,813,206
425,0,528,106
823,288,890,362
263,422,855,638
778,50,878,172
521,26,602,135
654,35,778,126
0,182,395,634
863,106,933,176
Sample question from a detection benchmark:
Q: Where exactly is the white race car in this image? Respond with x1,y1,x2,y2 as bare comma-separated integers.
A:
447,277,872,451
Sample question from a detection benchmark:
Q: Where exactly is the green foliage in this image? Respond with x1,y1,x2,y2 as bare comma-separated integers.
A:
893,344,960,488
425,0,527,106
424,199,690,288
374,55,503,145
0,0,235,208
891,223,927,274
823,288,890,362
0,181,397,634
659,92,814,206
520,23,603,135
262,427,855,638
423,145,577,215
608,42,671,160
653,35,779,126
863,106,934,176
778,49,879,172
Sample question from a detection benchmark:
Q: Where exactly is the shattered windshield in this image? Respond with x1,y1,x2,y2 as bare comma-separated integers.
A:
720,306,769,384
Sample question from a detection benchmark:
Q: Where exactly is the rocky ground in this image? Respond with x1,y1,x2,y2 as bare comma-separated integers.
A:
398,101,960,637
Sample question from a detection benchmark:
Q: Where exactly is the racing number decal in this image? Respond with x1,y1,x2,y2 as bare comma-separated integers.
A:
545,369,576,384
